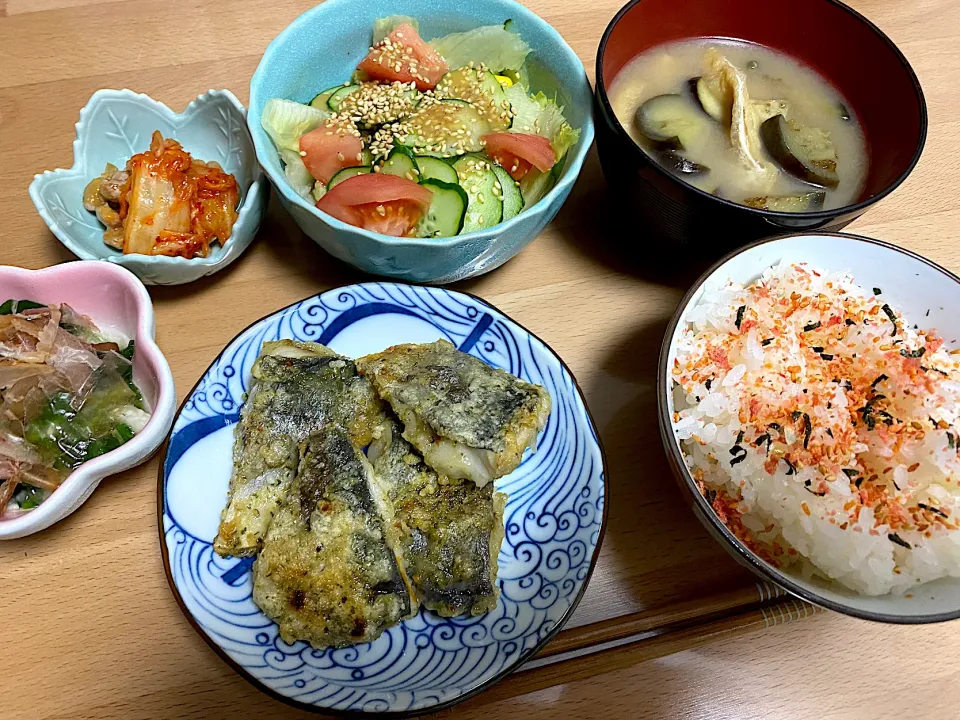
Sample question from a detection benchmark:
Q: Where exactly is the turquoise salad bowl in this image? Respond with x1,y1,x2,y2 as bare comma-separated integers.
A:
248,0,594,284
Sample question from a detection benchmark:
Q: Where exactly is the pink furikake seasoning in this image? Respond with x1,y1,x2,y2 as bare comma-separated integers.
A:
672,261,960,595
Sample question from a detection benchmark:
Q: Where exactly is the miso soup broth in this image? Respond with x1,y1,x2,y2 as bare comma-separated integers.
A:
609,39,868,212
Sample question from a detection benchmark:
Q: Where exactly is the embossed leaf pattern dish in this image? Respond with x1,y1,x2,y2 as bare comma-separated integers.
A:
159,283,608,715
29,89,268,286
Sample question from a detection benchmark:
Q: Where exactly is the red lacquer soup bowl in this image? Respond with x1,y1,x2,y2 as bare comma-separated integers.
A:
594,0,926,253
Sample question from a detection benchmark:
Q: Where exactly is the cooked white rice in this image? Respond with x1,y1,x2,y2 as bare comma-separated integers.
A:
672,261,960,595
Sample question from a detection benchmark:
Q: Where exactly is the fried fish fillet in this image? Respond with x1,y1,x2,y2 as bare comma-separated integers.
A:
356,340,551,486
370,423,506,616
252,425,415,648
214,340,386,557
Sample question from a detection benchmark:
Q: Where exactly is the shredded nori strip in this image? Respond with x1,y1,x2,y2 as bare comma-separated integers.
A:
784,459,796,475
762,338,773,346
705,488,717,505
843,380,853,391
826,428,833,438
804,486,827,497
754,433,771,448
877,410,895,426
735,305,746,330
926,309,931,317
888,533,912,549
948,432,956,449
842,468,860,478
802,413,812,448
880,303,898,336
735,430,744,445
918,503,948,518
812,346,824,353
791,410,803,422
871,374,888,388
855,477,864,488
768,422,782,433
845,318,856,326
873,287,882,295
803,321,821,332
804,479,811,486
820,353,834,361
705,378,712,390
730,451,748,466
900,347,926,358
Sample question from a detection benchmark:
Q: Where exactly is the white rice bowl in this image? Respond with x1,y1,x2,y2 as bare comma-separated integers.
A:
671,259,960,597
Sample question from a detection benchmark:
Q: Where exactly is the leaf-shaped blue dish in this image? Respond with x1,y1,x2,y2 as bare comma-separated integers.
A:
158,283,608,714
29,89,268,286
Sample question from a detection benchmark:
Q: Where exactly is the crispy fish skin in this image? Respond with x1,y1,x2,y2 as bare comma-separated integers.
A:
214,340,386,557
252,426,415,648
370,423,506,616
356,340,551,486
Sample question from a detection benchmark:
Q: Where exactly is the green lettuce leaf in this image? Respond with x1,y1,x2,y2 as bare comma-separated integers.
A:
504,85,580,160
429,25,531,73
261,98,328,153
279,149,316,198
261,99,328,198
373,15,419,44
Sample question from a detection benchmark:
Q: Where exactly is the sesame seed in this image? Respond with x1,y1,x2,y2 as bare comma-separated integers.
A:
299,150,307,157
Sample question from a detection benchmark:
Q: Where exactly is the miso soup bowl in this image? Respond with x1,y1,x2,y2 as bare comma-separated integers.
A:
595,0,927,254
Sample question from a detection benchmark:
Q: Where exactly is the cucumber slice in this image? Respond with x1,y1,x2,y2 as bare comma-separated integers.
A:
380,146,420,181
453,156,502,233
415,155,459,184
336,82,421,128
310,85,342,110
328,84,360,112
490,164,523,220
327,166,371,190
435,67,511,130
417,180,468,237
400,100,492,158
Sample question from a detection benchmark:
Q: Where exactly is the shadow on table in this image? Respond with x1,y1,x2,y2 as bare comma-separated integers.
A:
548,147,717,291
576,314,755,616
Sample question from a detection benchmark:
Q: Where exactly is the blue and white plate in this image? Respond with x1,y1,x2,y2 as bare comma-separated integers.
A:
158,283,608,715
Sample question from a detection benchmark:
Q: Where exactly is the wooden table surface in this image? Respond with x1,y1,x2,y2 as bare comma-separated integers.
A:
1,0,958,718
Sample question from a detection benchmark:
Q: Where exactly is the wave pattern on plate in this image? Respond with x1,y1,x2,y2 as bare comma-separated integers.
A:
161,283,605,713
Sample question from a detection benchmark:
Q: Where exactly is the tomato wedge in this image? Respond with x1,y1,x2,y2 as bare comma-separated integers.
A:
357,23,448,91
299,118,364,185
315,173,433,236
483,132,556,181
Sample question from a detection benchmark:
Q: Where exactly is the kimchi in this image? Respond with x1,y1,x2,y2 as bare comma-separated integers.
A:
83,131,239,259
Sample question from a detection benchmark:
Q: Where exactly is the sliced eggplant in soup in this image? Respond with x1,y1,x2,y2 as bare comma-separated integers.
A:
694,74,729,123
743,191,826,212
635,94,710,150
657,150,710,176
760,114,840,188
